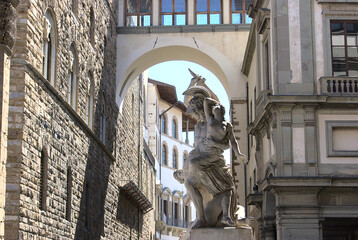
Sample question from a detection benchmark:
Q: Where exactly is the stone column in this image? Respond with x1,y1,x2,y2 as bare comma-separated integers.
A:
0,1,18,239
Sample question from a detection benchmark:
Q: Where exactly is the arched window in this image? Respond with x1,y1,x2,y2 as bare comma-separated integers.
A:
172,119,177,139
125,0,152,26
100,93,106,143
43,10,56,86
161,0,186,26
90,8,95,46
172,148,177,168
162,144,167,165
66,167,73,221
196,0,222,25
40,147,49,210
161,115,166,134
68,44,77,110
231,0,252,24
86,72,94,129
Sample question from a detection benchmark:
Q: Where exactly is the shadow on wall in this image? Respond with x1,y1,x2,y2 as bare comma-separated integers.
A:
117,189,143,233
73,1,143,239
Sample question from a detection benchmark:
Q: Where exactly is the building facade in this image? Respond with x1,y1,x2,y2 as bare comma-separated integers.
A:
243,1,358,239
1,0,155,239
3,0,357,239
146,79,195,240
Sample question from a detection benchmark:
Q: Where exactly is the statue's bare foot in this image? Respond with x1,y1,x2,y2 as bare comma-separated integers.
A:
221,216,235,227
192,218,207,229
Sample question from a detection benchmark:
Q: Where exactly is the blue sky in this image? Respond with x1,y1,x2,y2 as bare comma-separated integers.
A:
148,60,231,163
148,60,230,119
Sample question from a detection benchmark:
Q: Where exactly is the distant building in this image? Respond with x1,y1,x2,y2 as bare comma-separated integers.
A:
145,79,196,239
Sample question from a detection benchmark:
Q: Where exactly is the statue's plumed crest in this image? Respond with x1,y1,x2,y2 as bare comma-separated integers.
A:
183,86,211,98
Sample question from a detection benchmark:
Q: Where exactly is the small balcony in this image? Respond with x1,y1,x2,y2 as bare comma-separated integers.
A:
320,77,358,96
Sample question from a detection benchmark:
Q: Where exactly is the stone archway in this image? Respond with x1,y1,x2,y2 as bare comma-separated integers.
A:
116,31,250,212
115,32,249,106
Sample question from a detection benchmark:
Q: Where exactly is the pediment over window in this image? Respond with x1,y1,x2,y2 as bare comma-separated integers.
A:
257,8,270,34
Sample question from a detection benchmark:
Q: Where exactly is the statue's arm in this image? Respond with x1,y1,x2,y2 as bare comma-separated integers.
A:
203,98,211,122
203,97,217,122
184,74,200,106
228,123,247,164
200,82,219,102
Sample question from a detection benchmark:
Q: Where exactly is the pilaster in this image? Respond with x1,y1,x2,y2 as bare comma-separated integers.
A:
0,1,18,239
277,105,294,176
0,45,11,240
304,106,318,176
273,188,321,240
275,206,321,240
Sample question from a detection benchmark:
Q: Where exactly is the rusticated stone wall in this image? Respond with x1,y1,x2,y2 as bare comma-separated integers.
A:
5,0,155,239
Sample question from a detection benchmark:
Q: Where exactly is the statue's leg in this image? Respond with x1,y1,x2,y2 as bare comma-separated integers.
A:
185,177,207,228
204,194,223,227
220,190,235,226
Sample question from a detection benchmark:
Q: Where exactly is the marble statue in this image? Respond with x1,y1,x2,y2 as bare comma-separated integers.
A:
174,70,247,234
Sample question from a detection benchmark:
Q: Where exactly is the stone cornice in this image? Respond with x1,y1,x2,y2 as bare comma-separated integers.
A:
241,22,256,76
261,176,358,192
247,94,358,135
117,24,251,34
317,0,358,2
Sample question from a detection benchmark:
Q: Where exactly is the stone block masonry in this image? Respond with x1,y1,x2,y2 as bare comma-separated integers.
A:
4,0,155,239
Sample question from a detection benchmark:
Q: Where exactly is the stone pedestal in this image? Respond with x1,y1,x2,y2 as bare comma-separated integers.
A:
189,227,251,240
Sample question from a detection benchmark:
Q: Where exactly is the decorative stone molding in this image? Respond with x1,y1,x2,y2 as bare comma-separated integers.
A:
326,120,358,157
257,8,270,34
0,1,18,51
117,24,251,34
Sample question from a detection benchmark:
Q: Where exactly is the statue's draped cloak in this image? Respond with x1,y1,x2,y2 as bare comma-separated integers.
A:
188,131,237,222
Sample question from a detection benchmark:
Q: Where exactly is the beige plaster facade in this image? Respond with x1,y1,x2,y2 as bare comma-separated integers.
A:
243,1,358,239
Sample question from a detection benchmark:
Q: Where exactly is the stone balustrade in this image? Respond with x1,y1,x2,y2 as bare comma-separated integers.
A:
320,77,358,96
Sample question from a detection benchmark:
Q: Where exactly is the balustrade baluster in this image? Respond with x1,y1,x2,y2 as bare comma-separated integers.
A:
349,80,353,92
354,80,358,93
343,80,347,92
338,80,342,92
327,80,331,93
332,80,337,92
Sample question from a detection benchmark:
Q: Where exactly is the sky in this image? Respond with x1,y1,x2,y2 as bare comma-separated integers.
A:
148,60,231,163
148,60,230,119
